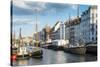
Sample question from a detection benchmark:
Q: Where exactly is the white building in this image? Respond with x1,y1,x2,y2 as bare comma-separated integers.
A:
51,21,65,40
51,21,60,40
80,6,97,44
51,21,68,46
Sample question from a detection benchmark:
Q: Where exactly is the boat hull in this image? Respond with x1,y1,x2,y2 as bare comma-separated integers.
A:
47,45,64,50
17,54,29,60
64,47,86,55
31,50,43,58
86,46,97,55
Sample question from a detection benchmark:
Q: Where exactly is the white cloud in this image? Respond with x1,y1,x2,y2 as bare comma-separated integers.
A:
13,15,41,26
71,16,78,19
13,0,31,9
26,2,47,12
70,4,78,10
13,0,46,12
13,0,80,16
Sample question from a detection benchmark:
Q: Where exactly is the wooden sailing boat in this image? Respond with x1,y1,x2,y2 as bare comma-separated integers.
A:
29,9,43,58
34,9,39,47
17,28,29,59
12,31,18,55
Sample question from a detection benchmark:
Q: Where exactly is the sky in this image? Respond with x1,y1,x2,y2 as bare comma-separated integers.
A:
12,0,90,38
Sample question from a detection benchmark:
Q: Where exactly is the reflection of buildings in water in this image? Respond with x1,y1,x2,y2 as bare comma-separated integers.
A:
55,51,66,63
79,55,85,62
17,59,28,66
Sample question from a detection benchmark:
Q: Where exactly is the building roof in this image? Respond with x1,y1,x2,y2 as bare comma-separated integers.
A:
51,21,61,31
65,17,81,27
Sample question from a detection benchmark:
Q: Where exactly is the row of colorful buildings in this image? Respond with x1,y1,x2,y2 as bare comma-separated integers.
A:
33,6,97,47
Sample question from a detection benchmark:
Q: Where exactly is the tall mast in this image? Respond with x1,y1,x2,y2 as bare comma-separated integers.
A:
19,28,22,39
35,9,39,47
19,27,22,46
13,31,16,44
36,10,38,34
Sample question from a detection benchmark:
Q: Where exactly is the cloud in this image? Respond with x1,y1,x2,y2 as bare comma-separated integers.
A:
26,1,46,12
12,16,41,27
13,18,32,26
13,0,31,9
12,0,33,15
71,4,78,10
12,5,34,15
12,0,47,15
12,0,79,16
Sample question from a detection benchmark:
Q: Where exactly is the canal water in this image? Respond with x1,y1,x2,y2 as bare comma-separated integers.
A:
12,48,97,66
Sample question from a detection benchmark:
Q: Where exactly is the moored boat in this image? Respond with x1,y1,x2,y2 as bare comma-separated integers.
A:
86,44,97,55
27,46,43,58
17,46,29,59
64,46,86,55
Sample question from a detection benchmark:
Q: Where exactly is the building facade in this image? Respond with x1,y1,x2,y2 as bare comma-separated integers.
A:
65,6,97,47
65,17,80,46
51,21,65,40
80,6,97,44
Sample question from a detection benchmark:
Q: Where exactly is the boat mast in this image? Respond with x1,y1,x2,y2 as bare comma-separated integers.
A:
19,28,22,46
35,9,39,47
13,31,16,44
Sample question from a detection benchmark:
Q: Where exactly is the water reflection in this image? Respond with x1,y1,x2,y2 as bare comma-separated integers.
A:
18,59,28,66
13,48,97,66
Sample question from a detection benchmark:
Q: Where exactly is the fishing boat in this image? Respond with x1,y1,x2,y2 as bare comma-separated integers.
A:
64,46,86,55
12,44,18,55
64,42,86,55
11,32,18,55
17,45,29,59
27,46,43,58
12,43,18,50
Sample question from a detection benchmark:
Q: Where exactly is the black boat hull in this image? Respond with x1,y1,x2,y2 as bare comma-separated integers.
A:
64,47,86,55
86,46,97,55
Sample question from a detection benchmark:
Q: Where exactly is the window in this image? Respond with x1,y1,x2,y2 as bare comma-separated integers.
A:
96,13,97,17
96,37,97,41
91,24,94,32
92,13,94,23
92,13,94,17
96,20,97,23
92,37,94,41
92,31,94,35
